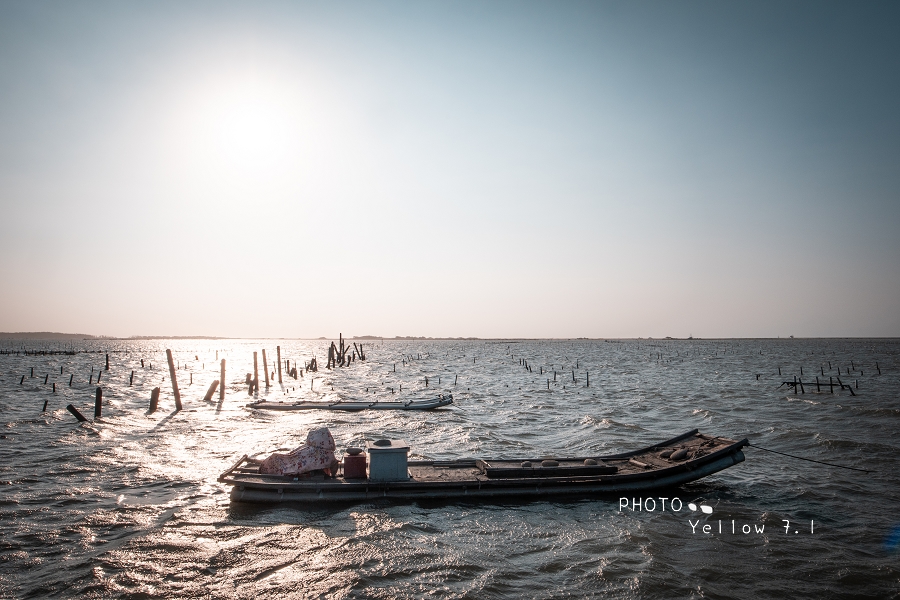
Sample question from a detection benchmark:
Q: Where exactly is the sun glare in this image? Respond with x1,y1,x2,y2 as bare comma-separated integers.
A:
170,71,301,175
207,88,287,165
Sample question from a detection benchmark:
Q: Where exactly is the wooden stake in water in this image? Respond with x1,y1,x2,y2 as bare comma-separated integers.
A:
253,352,259,393
94,387,103,418
105,354,109,370
220,359,226,401
262,349,270,388
166,349,182,411
67,404,88,422
277,346,282,384
149,387,160,414
203,380,219,402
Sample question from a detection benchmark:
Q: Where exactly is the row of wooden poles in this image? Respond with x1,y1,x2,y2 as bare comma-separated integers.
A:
19,353,156,391
61,354,125,422
774,361,881,377
20,353,115,390
245,346,317,394
65,349,222,421
516,356,590,389
1,349,78,355
778,375,857,396
50,344,324,422
38,343,890,420
765,361,884,396
326,333,366,369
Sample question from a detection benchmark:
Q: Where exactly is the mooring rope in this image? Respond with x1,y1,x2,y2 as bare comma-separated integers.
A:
747,443,871,474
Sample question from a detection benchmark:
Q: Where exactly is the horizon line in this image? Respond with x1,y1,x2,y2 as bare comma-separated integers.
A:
1,332,899,342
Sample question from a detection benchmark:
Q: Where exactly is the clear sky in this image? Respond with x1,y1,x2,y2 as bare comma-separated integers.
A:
1,1,898,339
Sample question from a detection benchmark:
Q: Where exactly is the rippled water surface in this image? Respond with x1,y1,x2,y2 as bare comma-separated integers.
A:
1,338,898,599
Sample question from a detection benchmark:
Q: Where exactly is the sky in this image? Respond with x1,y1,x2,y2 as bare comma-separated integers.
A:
0,0,898,339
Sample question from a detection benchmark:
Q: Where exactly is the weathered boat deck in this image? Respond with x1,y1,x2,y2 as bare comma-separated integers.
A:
220,430,748,504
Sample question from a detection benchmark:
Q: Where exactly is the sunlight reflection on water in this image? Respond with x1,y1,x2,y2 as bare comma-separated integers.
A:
0,338,898,597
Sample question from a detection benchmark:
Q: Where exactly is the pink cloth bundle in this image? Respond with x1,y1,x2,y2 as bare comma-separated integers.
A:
259,427,337,476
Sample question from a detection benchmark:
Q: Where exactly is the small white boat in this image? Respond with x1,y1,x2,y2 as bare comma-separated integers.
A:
247,393,453,412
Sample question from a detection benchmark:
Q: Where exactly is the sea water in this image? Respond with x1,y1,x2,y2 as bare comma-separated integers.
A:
0,338,898,598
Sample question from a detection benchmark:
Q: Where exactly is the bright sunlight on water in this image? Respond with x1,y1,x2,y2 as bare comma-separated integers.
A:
1,337,898,598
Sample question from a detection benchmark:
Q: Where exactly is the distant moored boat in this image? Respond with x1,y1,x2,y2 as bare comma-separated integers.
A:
246,393,453,412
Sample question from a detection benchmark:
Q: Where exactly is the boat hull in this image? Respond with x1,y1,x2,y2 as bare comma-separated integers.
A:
247,396,453,411
220,430,748,505
229,450,744,503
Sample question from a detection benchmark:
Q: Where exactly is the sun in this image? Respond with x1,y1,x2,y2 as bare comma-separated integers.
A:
207,87,287,166
170,71,300,175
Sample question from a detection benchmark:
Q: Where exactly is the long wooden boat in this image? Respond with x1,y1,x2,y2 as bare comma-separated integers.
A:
247,394,453,412
219,429,747,504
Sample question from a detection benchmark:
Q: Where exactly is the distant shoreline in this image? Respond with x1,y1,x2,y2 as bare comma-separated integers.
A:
1,332,898,342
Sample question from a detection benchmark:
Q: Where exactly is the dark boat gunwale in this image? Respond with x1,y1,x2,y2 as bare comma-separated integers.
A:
246,395,453,412
218,430,749,498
